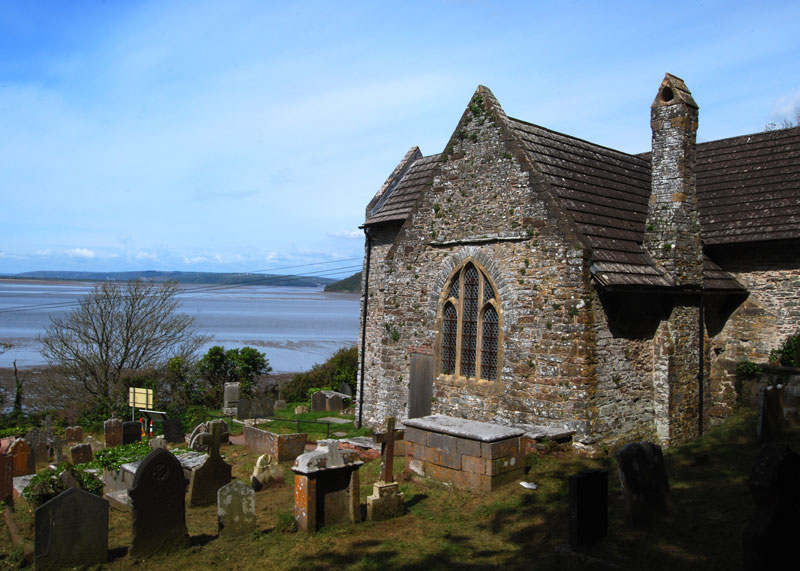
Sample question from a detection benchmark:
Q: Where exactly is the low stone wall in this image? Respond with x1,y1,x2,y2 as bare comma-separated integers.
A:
244,425,307,462
404,415,524,492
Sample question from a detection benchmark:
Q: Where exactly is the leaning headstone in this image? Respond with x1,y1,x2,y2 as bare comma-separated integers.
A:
757,385,784,443
65,426,84,443
188,422,207,445
59,469,80,490
188,421,232,507
251,454,284,491
616,442,670,525
70,443,93,465
218,480,257,537
569,469,608,547
742,443,800,570
1,454,13,505
9,438,35,476
104,418,123,448
163,419,185,444
34,487,109,570
122,421,142,445
128,448,189,558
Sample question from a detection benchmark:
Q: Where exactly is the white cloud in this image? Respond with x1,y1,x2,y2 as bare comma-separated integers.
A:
66,248,96,259
135,251,158,261
36,249,52,256
327,230,363,240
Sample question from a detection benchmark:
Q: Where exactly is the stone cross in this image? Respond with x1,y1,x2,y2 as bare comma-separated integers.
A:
374,417,404,483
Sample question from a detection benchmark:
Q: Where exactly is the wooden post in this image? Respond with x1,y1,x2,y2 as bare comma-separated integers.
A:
373,417,404,483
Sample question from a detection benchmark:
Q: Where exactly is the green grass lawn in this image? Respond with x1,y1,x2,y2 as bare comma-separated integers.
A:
1,408,793,570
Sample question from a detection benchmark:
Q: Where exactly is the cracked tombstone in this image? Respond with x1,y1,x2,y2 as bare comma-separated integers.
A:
188,420,232,507
218,479,257,537
128,448,189,558
367,416,405,521
34,487,109,570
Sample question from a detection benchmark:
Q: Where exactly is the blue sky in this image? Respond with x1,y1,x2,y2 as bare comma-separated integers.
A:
1,0,798,277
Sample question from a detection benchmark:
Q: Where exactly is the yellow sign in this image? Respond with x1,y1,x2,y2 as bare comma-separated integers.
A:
128,387,153,409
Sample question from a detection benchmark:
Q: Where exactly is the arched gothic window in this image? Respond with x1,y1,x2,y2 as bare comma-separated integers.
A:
439,262,501,380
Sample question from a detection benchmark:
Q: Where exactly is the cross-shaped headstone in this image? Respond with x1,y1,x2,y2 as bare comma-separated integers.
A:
373,416,404,483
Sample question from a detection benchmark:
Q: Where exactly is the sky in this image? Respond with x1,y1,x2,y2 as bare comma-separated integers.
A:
1,0,798,278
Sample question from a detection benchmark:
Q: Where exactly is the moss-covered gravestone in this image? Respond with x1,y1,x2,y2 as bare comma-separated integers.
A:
128,448,189,558
188,421,232,507
217,480,257,537
34,487,109,569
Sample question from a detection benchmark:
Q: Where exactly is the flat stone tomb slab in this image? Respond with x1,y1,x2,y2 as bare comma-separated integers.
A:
404,414,525,492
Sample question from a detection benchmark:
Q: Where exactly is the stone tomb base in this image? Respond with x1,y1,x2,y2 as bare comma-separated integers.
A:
404,415,525,492
366,481,404,521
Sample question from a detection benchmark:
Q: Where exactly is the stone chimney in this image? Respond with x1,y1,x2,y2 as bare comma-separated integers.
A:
643,73,703,287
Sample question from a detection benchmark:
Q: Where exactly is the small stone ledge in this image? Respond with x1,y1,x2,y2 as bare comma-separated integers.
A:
511,423,575,442
428,233,531,247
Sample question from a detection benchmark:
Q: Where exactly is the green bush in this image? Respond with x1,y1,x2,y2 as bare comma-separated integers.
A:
769,334,800,368
90,441,151,472
22,463,103,507
282,346,357,403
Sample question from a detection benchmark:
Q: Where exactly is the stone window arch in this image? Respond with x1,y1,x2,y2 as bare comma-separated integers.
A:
438,261,502,380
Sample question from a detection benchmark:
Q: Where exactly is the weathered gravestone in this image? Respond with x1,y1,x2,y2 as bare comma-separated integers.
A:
128,448,189,558
251,453,285,491
742,443,800,571
65,426,84,443
122,421,142,445
163,418,185,444
51,434,65,463
34,487,109,570
616,442,670,525
188,421,232,507
218,479,257,537
70,443,93,465
190,430,211,451
9,438,35,476
104,418,123,448
236,398,251,420
249,393,274,418
223,382,240,416
0,454,13,506
338,382,353,398
310,390,349,413
149,436,168,450
367,416,405,521
292,440,363,532
569,469,608,547
295,405,309,415
209,419,230,444
757,385,784,443
85,435,103,453
274,399,287,411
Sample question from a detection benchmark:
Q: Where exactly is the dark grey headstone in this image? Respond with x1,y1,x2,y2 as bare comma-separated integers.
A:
122,421,142,445
616,442,670,525
743,443,800,570
338,382,353,398
250,393,274,418
757,386,784,443
128,448,189,558
408,353,434,418
188,422,232,507
163,418,185,444
34,487,108,570
218,480,257,537
25,427,48,466
569,469,608,547
237,398,251,420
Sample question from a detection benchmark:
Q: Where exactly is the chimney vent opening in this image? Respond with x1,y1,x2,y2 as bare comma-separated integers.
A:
661,86,674,102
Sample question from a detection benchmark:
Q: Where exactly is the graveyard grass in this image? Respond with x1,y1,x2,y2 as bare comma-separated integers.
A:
1,408,795,570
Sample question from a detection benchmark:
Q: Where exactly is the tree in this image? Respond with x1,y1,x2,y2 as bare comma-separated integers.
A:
197,345,271,405
765,104,800,131
39,280,209,414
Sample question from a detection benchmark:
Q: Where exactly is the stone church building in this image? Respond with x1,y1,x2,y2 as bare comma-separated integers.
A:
356,74,800,446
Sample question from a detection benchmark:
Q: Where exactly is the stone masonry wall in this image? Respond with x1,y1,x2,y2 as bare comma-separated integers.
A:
360,90,599,440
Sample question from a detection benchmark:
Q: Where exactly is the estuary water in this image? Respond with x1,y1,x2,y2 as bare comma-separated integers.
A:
0,281,361,373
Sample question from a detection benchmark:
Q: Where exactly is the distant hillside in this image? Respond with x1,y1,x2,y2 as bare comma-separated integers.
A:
7,270,335,288
324,271,362,292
